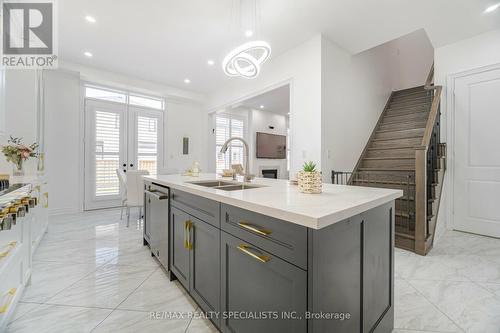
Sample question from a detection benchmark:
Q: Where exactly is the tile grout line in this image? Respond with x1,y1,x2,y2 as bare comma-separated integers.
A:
89,266,160,332
184,306,200,333
405,278,466,333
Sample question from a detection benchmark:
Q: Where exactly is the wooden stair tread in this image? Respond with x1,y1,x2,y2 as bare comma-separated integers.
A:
357,167,416,172
380,118,429,126
371,135,423,142
389,99,432,108
384,110,430,118
393,86,425,94
367,146,419,151
363,157,415,160
387,102,431,109
378,126,427,133
376,127,426,134
352,179,416,186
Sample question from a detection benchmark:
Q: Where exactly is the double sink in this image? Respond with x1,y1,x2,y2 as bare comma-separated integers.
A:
187,180,265,191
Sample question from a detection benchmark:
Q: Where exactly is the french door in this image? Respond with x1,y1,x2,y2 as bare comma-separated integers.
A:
84,99,163,210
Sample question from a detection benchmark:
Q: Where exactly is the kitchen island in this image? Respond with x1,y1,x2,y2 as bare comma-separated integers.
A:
143,173,402,333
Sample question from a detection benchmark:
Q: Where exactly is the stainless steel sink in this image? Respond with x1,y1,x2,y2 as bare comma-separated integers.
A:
187,180,235,187
187,180,265,191
213,184,264,191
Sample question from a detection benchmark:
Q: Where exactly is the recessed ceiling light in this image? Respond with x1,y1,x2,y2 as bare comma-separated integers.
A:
260,105,264,109
245,30,253,37
85,15,96,23
485,3,500,13
84,51,93,57
207,60,215,66
184,78,191,84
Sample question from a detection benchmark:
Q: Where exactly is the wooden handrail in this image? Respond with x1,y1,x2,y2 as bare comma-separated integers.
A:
420,86,442,148
424,62,436,90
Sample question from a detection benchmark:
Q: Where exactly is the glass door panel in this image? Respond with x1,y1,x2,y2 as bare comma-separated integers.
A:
84,100,127,210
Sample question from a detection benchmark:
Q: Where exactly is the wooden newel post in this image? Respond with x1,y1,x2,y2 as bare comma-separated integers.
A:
414,147,427,255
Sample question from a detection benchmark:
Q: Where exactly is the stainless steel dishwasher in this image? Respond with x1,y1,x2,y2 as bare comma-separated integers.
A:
144,182,170,269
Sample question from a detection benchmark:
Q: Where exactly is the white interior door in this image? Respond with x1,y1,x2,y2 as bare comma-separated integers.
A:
453,66,500,238
84,100,127,210
128,106,164,177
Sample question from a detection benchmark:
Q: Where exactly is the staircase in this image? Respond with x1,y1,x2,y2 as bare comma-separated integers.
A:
332,64,446,255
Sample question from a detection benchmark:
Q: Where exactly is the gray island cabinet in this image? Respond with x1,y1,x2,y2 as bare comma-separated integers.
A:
166,187,395,333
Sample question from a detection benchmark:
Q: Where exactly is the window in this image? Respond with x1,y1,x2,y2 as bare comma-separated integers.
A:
130,94,164,110
85,86,127,103
95,111,121,196
215,114,245,173
137,116,159,176
85,85,165,110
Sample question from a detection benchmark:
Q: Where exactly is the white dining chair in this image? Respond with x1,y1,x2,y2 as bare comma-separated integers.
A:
116,169,127,220
126,170,149,227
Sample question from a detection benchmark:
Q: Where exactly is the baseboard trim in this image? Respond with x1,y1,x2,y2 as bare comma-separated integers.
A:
49,207,81,216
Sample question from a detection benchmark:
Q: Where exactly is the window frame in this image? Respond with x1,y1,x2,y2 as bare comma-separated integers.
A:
83,83,166,111
215,113,247,173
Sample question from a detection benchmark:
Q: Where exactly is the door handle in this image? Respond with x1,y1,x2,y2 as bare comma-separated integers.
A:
130,164,134,167
237,244,271,263
122,163,126,167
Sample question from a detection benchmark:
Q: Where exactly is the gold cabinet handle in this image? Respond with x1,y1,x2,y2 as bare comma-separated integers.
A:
237,244,271,263
238,221,272,236
184,220,193,250
0,241,17,259
43,192,49,208
0,288,17,313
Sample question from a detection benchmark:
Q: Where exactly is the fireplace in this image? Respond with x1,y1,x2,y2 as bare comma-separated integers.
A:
261,169,278,179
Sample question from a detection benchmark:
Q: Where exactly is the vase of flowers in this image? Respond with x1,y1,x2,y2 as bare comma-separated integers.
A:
1,136,39,177
297,161,322,194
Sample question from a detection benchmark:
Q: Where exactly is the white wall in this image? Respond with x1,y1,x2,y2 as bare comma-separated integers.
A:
0,70,38,175
248,109,288,179
164,98,208,174
44,70,82,214
208,36,323,177
60,61,205,103
321,36,394,182
386,29,434,91
434,28,500,239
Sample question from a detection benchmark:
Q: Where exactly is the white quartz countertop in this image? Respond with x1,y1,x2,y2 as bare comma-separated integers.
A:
144,173,403,230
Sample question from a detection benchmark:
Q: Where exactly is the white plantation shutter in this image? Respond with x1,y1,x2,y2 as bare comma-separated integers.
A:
95,111,121,196
215,114,246,173
137,116,158,176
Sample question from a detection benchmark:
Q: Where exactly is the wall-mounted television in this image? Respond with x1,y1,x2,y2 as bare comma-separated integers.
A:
256,132,286,159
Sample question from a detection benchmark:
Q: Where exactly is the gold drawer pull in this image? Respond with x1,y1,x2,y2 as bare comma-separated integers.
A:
0,288,17,313
0,241,17,259
43,192,49,208
184,220,193,250
237,244,271,263
238,221,272,236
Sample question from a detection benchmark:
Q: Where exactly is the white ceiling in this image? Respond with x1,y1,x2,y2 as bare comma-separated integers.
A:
59,0,500,94
239,85,290,115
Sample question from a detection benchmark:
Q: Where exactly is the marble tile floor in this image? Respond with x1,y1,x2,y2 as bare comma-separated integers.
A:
6,209,500,332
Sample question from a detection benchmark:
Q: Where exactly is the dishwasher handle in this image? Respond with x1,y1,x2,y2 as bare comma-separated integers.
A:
145,189,169,200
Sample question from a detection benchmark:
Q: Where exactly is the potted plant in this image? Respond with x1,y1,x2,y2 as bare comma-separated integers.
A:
298,161,322,194
1,136,39,177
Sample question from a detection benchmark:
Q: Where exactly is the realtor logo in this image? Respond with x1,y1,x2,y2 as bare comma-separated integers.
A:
1,0,58,68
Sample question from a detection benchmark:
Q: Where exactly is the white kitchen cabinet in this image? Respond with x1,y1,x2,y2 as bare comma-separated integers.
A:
0,69,5,135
